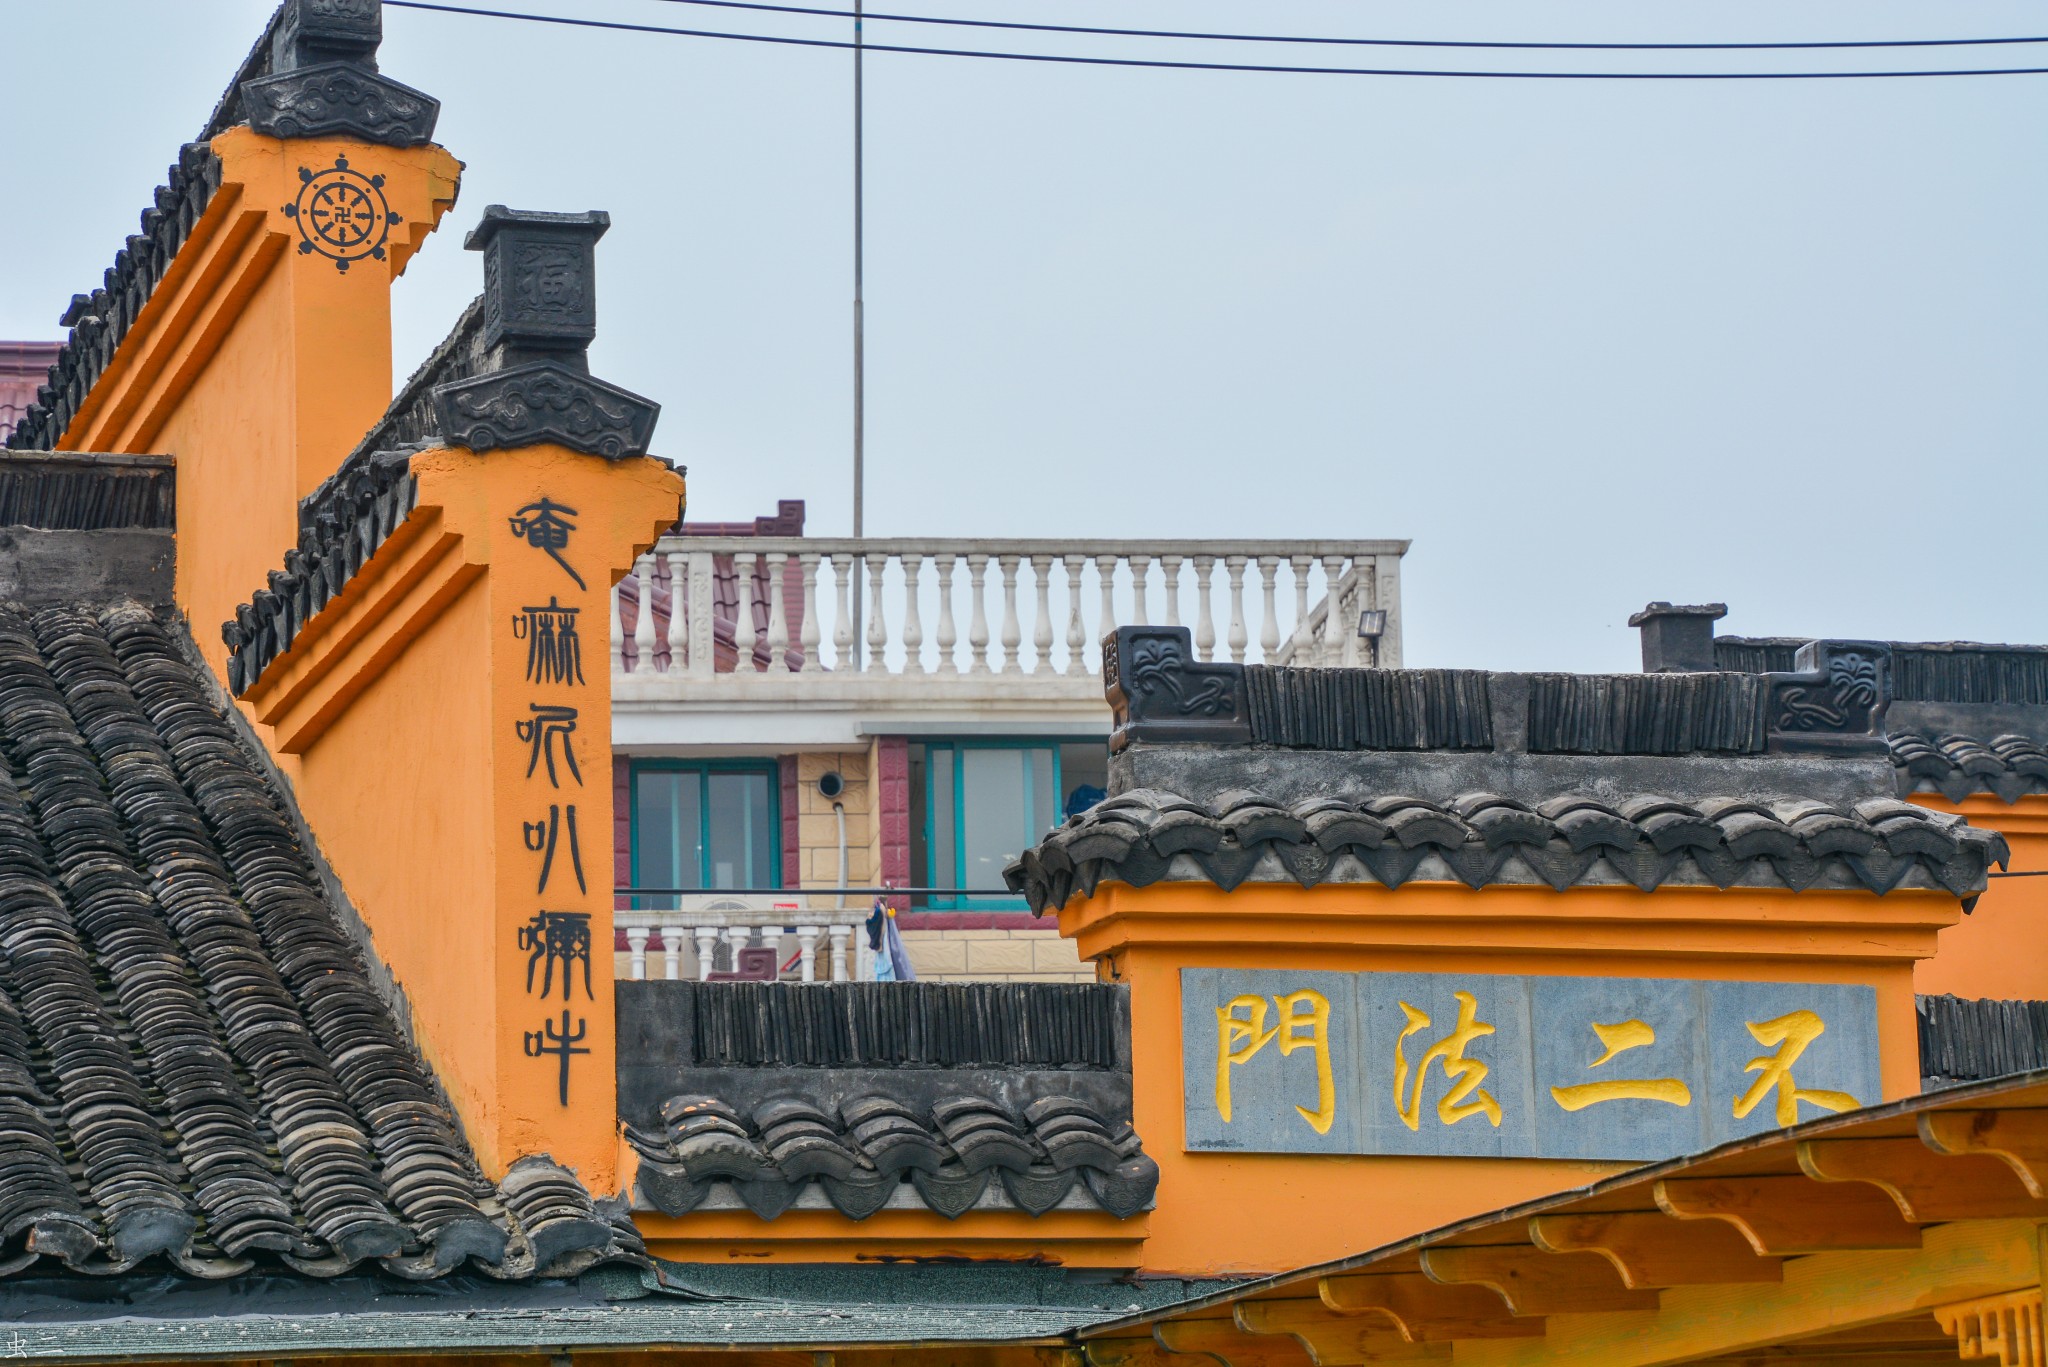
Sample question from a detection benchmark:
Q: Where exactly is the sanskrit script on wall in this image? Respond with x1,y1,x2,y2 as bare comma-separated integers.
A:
1180,969,1880,1161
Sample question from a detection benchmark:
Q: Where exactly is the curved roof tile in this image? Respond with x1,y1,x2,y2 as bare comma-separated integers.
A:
0,604,640,1281
1006,786,2008,913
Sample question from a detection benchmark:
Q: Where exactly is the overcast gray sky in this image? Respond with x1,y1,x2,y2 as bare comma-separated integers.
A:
4,1,2044,670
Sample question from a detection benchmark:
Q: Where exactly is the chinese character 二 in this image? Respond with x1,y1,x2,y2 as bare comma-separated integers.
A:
1214,990,1335,1135
1393,991,1502,1131
1733,1009,1859,1126
516,704,583,788
1549,1019,1692,1112
508,498,586,590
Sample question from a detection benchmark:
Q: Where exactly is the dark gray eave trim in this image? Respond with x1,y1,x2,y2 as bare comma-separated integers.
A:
0,1262,1195,1359
0,1304,1092,1360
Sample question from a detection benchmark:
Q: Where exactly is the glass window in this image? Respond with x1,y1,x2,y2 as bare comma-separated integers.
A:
921,741,1079,908
706,770,775,890
631,763,778,907
927,745,954,895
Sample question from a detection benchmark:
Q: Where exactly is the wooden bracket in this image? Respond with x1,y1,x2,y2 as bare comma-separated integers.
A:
1316,1275,1546,1340
1233,1300,1445,1364
1921,1110,2048,1198
1798,1137,2048,1222
1933,1288,2045,1367
1652,1175,1922,1254
1527,1212,1783,1287
1417,1245,1660,1315
1157,1318,1317,1367
1088,1335,1205,1367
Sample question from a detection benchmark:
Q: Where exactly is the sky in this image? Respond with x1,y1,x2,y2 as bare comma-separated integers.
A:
3,1,2044,671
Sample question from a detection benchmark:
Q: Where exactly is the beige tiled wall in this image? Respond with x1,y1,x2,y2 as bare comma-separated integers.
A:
899,927,1096,983
791,748,874,900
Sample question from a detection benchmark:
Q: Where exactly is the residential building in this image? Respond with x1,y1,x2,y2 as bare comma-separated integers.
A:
610,514,1408,983
0,341,62,444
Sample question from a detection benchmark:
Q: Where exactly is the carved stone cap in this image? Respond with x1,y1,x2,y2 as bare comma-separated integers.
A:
274,0,381,70
1627,601,1728,626
234,0,440,146
1631,600,1730,674
466,207,612,359
464,205,612,251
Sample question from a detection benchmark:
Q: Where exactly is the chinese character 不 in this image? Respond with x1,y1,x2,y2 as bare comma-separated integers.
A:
508,498,586,590
1549,1019,1692,1112
1733,1009,1859,1127
513,596,586,686
523,803,587,895
1215,990,1335,1135
1394,991,1502,1131
523,1009,590,1106
517,704,583,788
518,910,594,1002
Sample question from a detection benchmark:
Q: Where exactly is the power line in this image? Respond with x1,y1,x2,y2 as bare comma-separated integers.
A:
382,2,2048,78
639,0,2048,55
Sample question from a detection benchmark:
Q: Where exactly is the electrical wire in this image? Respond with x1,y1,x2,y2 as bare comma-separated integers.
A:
381,3,2048,79
637,0,2048,55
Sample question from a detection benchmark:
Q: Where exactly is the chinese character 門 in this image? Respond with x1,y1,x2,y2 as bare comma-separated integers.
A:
1215,990,1335,1135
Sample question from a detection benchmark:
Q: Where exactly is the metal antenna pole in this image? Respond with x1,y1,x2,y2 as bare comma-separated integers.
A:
849,0,866,671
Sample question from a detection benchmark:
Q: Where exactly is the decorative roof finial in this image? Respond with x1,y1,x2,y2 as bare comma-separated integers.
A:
429,207,662,460
238,0,440,146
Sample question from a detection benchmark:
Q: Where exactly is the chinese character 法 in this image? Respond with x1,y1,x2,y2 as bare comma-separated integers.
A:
1393,991,1502,1131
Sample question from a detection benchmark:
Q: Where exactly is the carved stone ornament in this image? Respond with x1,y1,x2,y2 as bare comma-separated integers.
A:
282,155,400,273
1104,625,1252,752
466,207,611,357
240,63,440,146
275,0,382,66
1765,640,1893,755
431,361,660,460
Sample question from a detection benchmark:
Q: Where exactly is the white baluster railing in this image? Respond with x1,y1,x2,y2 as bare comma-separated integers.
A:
616,899,872,982
612,538,1406,680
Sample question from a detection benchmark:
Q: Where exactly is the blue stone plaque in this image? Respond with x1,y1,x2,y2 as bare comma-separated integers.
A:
1178,968,1883,1162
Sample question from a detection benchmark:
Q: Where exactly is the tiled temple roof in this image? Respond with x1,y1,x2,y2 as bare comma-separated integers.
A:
1712,634,2048,802
1007,787,2008,913
627,1090,1158,1221
1890,732,2048,804
616,981,1152,1223
0,600,640,1280
1017,626,2011,911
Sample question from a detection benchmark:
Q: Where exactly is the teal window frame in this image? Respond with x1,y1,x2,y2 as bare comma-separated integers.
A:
921,739,1070,911
627,759,782,909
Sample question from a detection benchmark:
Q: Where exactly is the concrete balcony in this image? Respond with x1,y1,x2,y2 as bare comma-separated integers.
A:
611,537,1408,747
